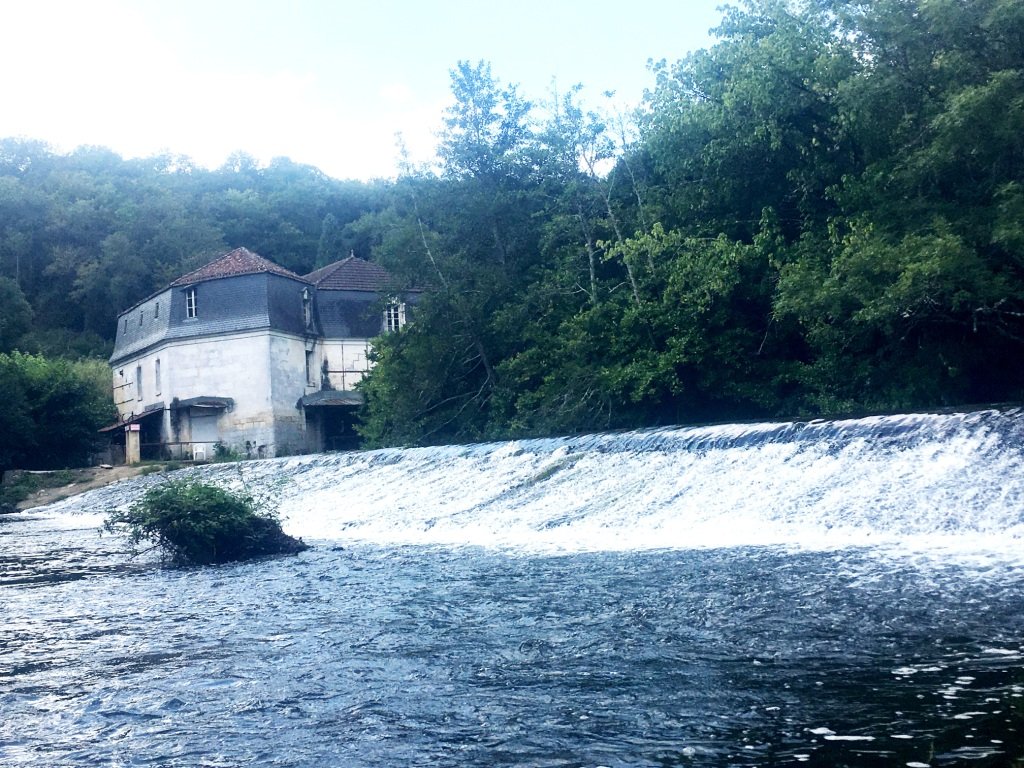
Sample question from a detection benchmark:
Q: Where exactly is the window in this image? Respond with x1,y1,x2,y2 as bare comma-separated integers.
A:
155,301,160,318
185,287,197,318
305,350,315,386
136,364,143,401
139,311,143,326
155,359,161,396
384,301,406,332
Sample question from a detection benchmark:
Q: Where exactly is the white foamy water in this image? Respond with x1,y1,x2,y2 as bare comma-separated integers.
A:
268,409,1024,557
41,407,1024,559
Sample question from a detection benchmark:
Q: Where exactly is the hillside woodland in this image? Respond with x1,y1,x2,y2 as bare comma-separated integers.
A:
1,0,1022,465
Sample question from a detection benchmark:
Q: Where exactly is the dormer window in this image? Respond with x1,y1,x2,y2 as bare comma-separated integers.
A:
384,300,406,332
185,287,197,319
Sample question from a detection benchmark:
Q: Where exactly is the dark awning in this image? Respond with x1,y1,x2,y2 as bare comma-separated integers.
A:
299,390,364,408
98,407,164,433
170,396,234,411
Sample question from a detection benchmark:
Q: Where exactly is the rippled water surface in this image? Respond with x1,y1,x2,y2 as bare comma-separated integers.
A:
2,410,1023,766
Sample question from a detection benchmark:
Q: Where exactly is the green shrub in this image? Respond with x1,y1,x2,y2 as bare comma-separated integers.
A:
213,442,243,463
104,479,308,565
137,461,183,476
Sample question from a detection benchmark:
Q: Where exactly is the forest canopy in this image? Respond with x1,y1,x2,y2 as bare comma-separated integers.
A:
1,0,1022,454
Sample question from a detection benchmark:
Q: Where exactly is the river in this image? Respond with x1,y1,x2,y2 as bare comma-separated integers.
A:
2,409,1022,766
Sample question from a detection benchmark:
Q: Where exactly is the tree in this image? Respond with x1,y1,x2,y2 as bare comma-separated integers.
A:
360,62,546,444
0,354,33,483
317,212,344,265
439,60,533,183
643,0,858,242
769,0,1024,410
0,353,116,478
0,277,32,352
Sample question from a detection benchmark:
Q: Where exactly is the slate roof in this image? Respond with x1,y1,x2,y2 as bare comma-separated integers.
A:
171,247,307,287
304,255,392,292
315,289,387,339
110,248,413,364
110,271,309,364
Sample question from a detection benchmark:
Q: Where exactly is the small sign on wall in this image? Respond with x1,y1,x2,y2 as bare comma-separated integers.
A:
126,424,141,432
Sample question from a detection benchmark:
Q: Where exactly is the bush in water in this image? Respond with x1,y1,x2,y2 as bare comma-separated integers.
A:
104,479,308,565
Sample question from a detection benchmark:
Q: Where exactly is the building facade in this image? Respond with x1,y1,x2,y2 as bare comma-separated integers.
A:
108,247,412,460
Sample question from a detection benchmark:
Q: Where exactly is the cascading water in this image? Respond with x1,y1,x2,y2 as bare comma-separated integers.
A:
271,407,1024,554
2,408,1023,767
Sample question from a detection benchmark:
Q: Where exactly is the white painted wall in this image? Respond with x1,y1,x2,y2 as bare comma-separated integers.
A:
320,339,372,391
111,329,318,457
110,323,386,458
268,333,316,454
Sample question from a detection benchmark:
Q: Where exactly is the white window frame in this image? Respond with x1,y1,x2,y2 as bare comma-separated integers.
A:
155,358,161,396
384,300,406,333
185,287,197,319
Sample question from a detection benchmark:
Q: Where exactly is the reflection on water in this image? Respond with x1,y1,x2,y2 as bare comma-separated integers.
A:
2,515,1022,767
1,409,1023,766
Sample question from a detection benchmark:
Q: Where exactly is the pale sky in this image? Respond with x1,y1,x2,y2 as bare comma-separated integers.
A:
1,1,724,181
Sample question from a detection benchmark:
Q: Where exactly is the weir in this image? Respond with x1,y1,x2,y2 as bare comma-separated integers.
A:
177,406,1024,555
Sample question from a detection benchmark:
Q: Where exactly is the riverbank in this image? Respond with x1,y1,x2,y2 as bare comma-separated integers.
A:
4,465,150,512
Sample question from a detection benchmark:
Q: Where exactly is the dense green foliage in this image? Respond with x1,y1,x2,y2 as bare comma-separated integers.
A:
104,479,308,565
0,145,384,354
358,0,1024,443
2,0,1022,449
0,353,115,478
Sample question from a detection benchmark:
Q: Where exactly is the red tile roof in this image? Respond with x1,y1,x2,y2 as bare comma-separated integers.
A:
170,247,307,287
304,255,393,292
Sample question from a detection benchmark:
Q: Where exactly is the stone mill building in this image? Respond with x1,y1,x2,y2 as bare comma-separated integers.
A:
108,247,415,461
